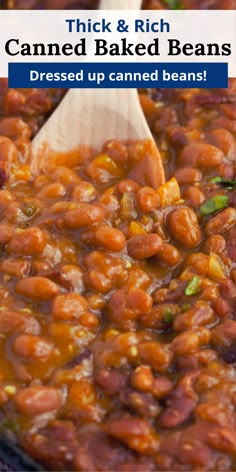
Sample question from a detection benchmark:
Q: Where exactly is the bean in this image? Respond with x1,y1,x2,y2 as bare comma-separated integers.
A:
0,136,18,163
171,328,210,356
169,125,202,146
14,164,31,183
33,175,51,190
84,251,126,294
139,342,173,373
228,227,236,262
3,89,25,114
116,179,140,195
42,243,62,268
119,389,161,420
52,293,88,320
0,224,15,244
7,227,46,256
63,204,104,229
15,277,59,300
82,224,126,252
125,266,151,292
212,297,232,318
201,285,220,302
95,368,127,395
191,253,226,281
13,334,54,362
186,253,210,276
218,162,234,180
0,162,9,186
221,102,236,119
50,201,78,214
203,235,226,254
207,128,236,161
127,234,163,260
32,262,55,277
153,288,168,304
60,264,85,293
177,349,217,372
159,371,199,429
154,106,178,133
211,320,236,349
15,386,62,416
99,193,120,213
0,258,31,278
205,207,236,235
168,207,202,248
152,377,173,399
220,279,236,300
79,312,99,330
140,303,179,329
126,288,153,315
103,413,159,454
155,242,182,267
109,287,153,330
131,366,154,392
207,427,236,454
71,181,96,203
232,269,236,284
51,166,80,185
183,186,205,208
136,186,160,212
179,143,223,167
87,293,105,312
0,310,26,334
36,183,66,200
24,90,51,114
174,168,202,185
102,140,128,164
0,190,15,207
0,118,31,140
85,154,122,185
173,302,215,331
66,380,97,415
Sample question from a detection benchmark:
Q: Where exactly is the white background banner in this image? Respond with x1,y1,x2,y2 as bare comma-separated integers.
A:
0,10,235,77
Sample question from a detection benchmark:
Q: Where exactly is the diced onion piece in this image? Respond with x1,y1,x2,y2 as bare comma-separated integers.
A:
121,192,138,220
128,221,146,238
157,177,180,207
209,253,226,281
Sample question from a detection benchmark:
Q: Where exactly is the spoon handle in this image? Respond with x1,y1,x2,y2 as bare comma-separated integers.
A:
100,0,142,10
31,0,166,190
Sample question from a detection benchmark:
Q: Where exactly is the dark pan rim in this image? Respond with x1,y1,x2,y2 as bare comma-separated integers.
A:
0,436,46,472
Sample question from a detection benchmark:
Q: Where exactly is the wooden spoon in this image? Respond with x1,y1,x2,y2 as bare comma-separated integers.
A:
31,0,165,187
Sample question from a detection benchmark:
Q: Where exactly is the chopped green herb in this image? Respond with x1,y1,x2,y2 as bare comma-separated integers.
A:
209,177,236,188
219,180,236,188
181,303,191,312
165,0,183,8
209,176,223,184
0,417,18,433
163,307,174,323
185,276,200,296
200,196,228,216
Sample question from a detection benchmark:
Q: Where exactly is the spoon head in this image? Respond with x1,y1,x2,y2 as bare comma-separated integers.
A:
31,87,165,188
